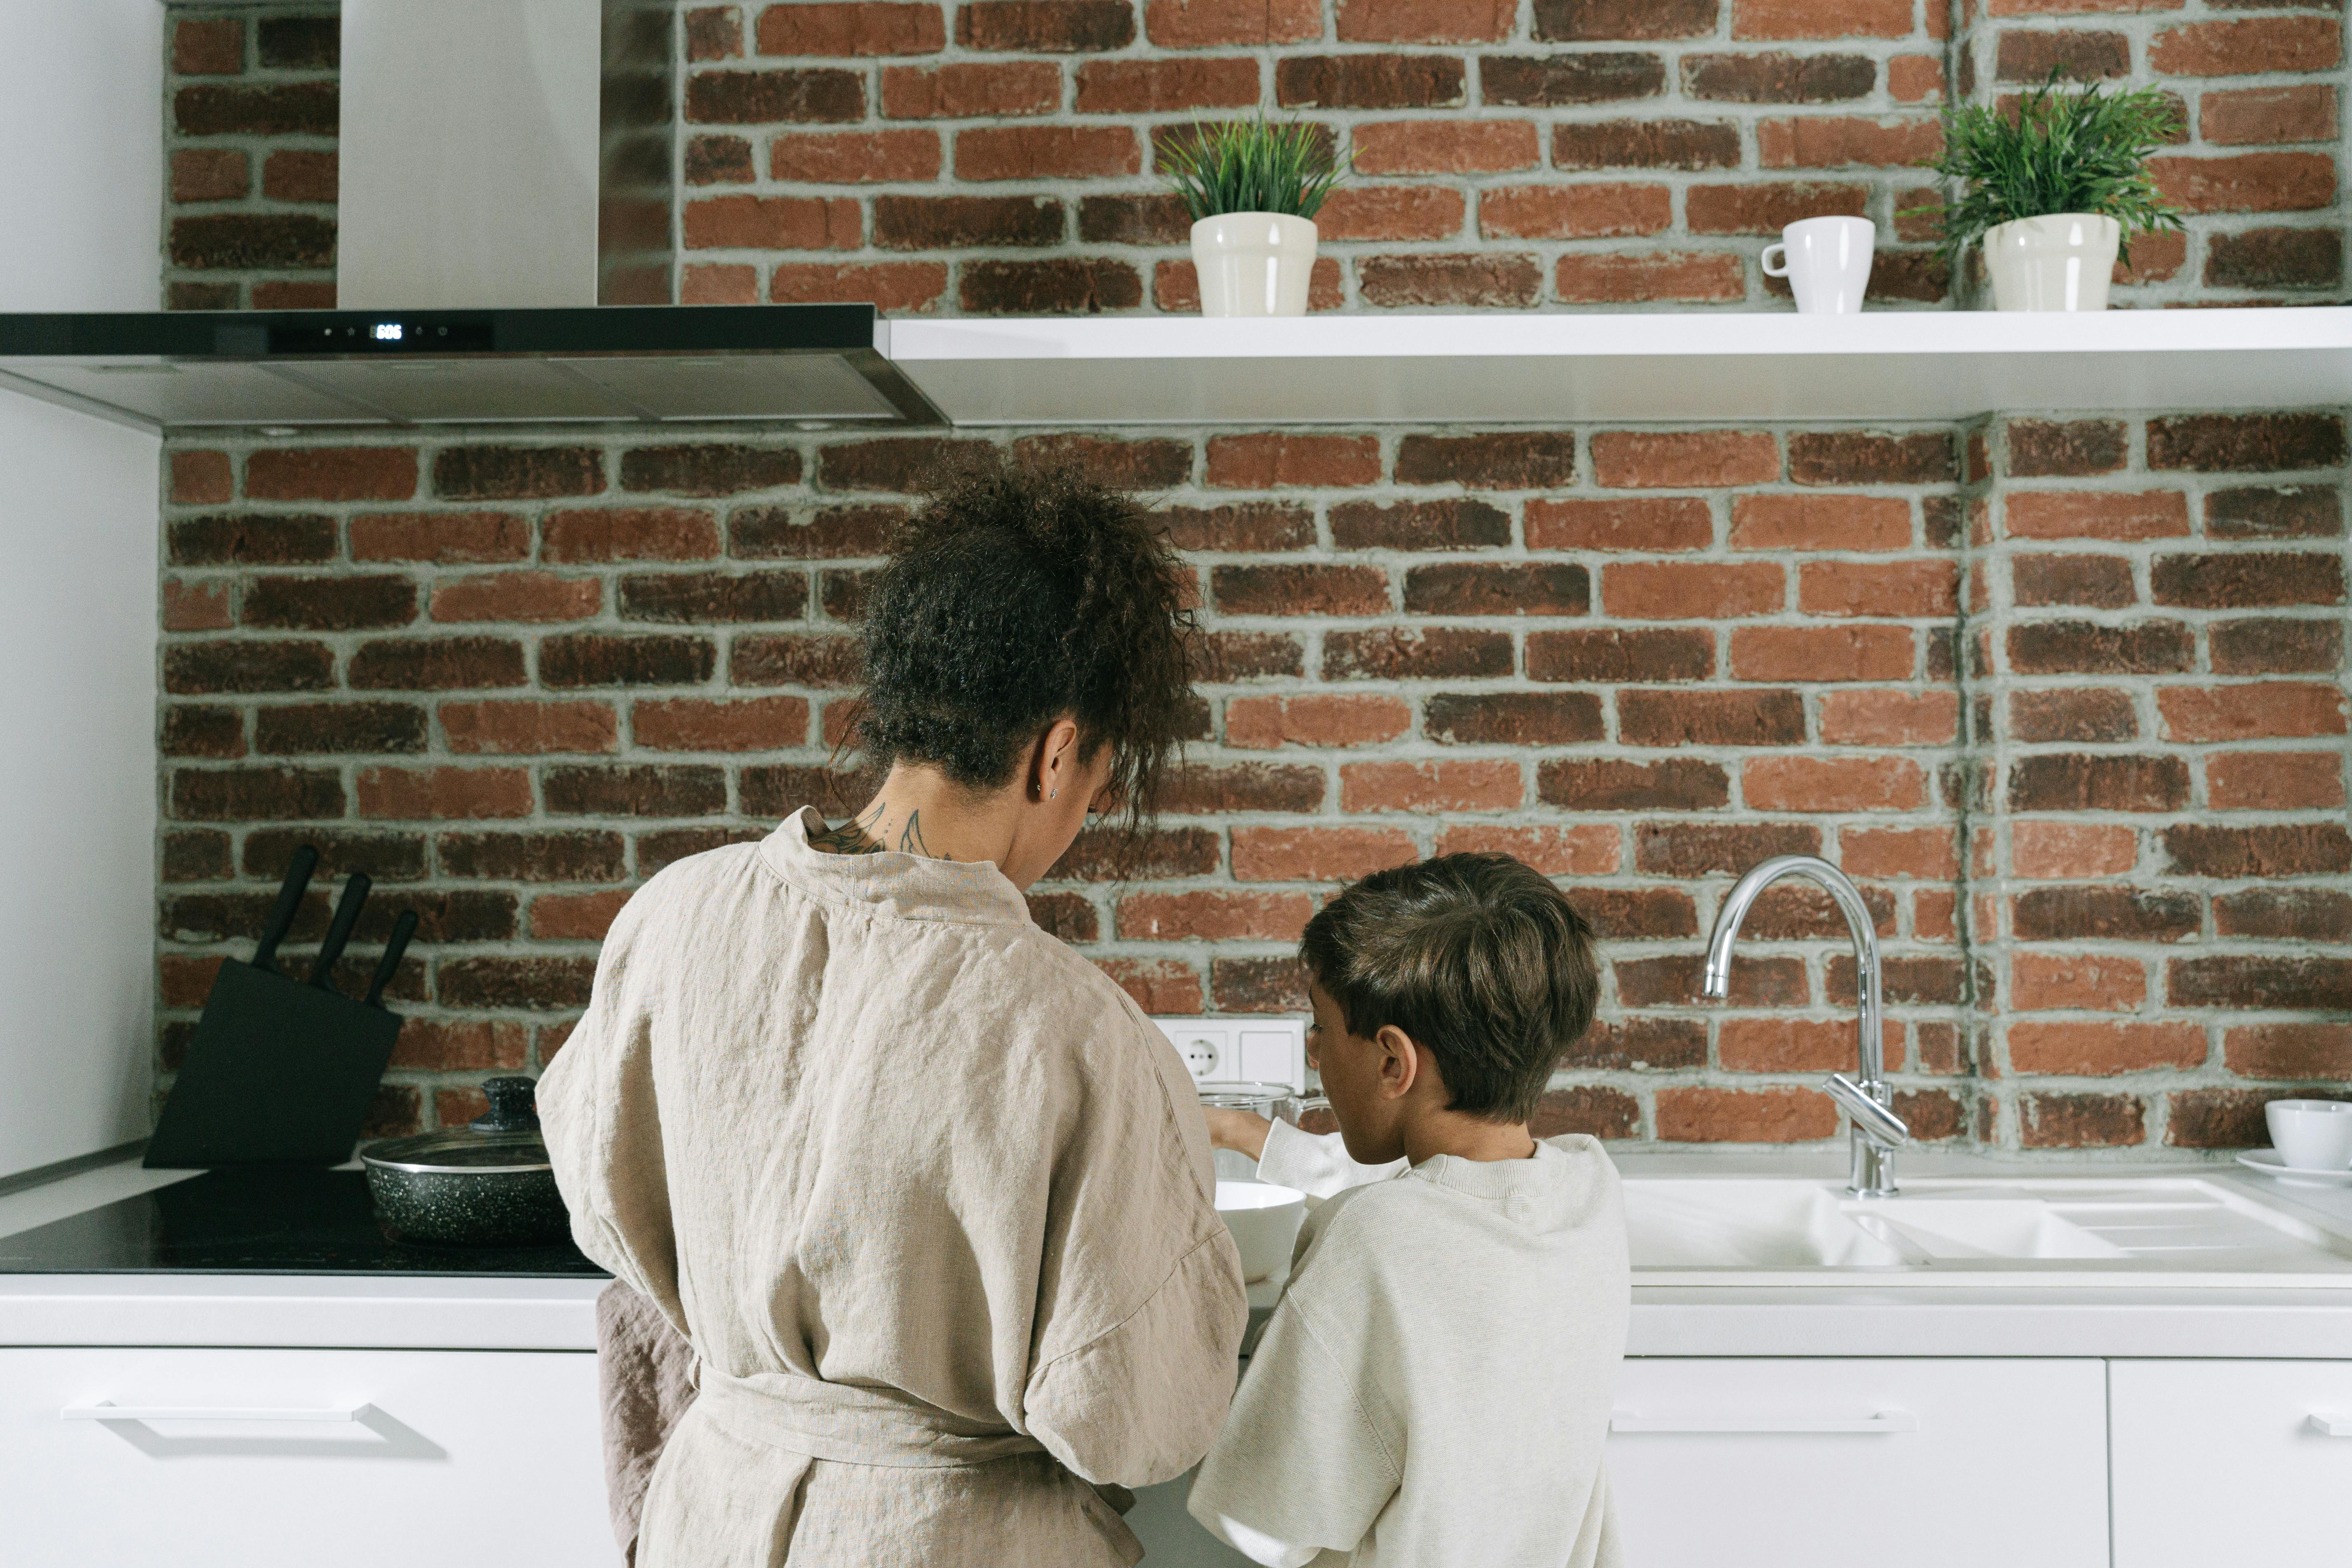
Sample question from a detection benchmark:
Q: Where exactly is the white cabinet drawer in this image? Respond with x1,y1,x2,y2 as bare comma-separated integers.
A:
2,1346,613,1568
2112,1359,2352,1566
1608,1358,2108,1568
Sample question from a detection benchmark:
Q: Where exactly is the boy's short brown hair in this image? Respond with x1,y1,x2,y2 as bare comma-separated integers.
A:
1298,853,1599,1122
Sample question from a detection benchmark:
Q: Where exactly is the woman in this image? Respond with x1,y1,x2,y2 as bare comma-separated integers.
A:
540,457,1248,1566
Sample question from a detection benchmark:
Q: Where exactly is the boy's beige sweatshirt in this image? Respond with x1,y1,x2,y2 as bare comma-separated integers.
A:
1188,1119,1629,1568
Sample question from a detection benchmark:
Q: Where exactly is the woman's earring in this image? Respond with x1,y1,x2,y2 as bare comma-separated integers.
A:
1049,788,1058,800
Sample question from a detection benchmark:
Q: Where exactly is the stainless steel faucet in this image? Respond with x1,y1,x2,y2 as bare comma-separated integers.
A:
1701,855,1910,1198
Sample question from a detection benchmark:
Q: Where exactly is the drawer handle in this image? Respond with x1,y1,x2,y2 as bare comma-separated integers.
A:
1611,1410,1920,1436
62,1400,375,1424
2310,1414,2352,1438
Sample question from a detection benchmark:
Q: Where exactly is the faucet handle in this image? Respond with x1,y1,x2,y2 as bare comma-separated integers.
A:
1824,1073,1910,1149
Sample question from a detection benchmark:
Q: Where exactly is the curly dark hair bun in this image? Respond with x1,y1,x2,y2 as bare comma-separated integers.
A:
858,451,1197,827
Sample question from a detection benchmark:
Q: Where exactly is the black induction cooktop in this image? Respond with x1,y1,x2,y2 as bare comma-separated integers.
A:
0,1169,606,1277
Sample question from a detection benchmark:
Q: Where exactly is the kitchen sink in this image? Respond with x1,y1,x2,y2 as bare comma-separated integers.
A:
1624,1176,2352,1286
1854,1198,2126,1261
1623,1182,1910,1268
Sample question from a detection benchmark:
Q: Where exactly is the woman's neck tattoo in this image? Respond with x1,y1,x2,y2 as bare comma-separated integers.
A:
808,800,886,855
897,809,932,856
809,800,935,859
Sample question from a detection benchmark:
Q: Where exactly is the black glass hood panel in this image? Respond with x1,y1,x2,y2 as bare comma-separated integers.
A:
0,305,942,430
0,1170,606,1278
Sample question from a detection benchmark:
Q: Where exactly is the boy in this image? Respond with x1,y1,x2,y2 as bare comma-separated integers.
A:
1188,852,1629,1568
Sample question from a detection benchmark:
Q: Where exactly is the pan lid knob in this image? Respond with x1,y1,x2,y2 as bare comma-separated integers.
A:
471,1075,542,1134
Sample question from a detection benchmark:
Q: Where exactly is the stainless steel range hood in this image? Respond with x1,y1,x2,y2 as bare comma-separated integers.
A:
0,306,937,429
0,0,942,430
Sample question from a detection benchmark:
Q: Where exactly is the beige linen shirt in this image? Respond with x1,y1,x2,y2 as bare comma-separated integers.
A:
540,809,1250,1568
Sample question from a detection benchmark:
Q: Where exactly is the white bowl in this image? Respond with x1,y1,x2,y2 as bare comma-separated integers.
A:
2267,1099,2352,1171
1216,1180,1306,1284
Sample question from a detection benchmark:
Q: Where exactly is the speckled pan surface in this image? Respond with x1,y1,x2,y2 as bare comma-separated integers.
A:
360,1127,569,1248
363,1162,570,1248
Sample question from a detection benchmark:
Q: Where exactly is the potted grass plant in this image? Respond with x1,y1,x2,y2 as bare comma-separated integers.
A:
1163,118,1346,317
1911,73,2185,311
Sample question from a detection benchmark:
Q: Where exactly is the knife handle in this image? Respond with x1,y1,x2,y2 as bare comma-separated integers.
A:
364,911,418,1009
249,845,318,975
308,873,372,990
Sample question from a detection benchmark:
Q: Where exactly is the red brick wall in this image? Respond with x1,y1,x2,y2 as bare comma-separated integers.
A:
157,422,2349,1150
1964,412,2352,1149
149,4,2350,1150
160,0,2345,312
163,11,339,310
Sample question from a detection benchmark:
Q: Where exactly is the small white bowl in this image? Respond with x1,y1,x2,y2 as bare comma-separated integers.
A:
1216,1180,1306,1284
2267,1099,2352,1172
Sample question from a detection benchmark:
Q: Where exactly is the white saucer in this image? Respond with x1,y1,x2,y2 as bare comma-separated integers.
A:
2237,1150,2352,1185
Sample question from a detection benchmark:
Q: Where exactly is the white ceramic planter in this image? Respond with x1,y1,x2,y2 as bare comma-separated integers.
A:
1191,211,1317,317
1983,213,2122,311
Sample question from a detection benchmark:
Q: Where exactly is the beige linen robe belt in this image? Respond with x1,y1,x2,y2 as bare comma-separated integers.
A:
696,1370,1047,1468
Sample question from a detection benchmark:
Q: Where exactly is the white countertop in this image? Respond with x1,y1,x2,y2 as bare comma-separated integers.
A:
0,1159,604,1351
5,1152,2349,1358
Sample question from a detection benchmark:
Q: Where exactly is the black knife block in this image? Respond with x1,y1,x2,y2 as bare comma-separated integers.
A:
144,960,407,1168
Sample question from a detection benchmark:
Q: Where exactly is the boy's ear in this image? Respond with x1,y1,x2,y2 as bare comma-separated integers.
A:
1375,1023,1420,1101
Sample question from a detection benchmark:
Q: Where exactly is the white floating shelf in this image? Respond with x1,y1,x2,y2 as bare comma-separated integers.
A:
889,307,2352,428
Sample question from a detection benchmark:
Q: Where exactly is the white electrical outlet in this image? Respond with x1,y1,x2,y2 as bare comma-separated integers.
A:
1150,1016,1309,1092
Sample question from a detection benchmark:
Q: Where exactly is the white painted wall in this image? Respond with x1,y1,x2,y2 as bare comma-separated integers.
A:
0,0,163,311
0,394,159,1179
0,0,165,1174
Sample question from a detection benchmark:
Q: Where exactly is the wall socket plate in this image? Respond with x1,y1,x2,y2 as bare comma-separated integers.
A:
1151,1016,1309,1093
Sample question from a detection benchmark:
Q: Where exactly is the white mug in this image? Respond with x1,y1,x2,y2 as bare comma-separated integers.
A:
2267,1099,2352,1171
1762,216,1876,315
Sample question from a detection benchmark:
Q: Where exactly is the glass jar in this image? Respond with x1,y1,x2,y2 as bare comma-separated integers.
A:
1196,1081,1328,1181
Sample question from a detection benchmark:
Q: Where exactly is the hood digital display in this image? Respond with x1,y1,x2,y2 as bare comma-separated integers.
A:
264,317,495,355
